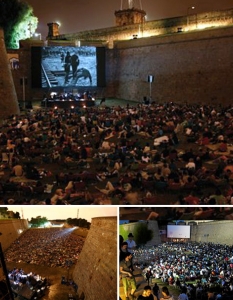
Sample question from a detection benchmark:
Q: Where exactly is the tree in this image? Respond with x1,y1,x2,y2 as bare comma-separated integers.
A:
66,218,91,229
0,207,9,218
133,222,153,245
13,211,21,219
0,0,38,49
30,216,48,227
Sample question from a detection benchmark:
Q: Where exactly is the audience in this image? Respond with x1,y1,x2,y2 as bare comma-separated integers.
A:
5,228,85,268
1,101,233,204
133,242,233,300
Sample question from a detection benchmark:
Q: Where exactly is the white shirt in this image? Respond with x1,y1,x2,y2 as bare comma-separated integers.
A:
126,239,136,253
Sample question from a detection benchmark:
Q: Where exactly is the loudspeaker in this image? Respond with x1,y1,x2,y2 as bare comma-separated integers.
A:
147,75,154,83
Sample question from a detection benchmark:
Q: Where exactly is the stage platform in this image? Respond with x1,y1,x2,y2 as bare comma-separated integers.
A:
41,99,96,109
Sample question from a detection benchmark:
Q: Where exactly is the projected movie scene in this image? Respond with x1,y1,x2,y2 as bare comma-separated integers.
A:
167,224,191,239
119,218,233,300
41,46,97,88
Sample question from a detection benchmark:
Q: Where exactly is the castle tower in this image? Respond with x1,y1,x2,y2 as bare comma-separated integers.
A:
0,28,20,118
115,0,146,26
73,217,117,300
47,22,60,39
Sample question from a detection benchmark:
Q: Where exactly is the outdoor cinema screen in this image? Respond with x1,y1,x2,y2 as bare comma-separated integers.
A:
31,46,105,88
167,225,191,239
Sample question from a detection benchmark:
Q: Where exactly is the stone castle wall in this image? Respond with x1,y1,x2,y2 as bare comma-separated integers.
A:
6,8,233,106
0,28,20,117
56,9,233,46
120,221,161,246
190,221,233,245
72,217,117,300
0,219,29,251
104,25,233,104
121,221,233,246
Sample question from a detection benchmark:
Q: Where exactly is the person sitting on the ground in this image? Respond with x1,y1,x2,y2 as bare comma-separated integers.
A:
218,140,228,152
11,163,23,177
160,286,174,300
95,181,115,195
137,285,157,300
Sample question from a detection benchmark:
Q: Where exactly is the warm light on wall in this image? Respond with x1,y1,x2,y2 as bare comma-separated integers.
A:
122,13,233,41
186,20,232,31
196,22,228,30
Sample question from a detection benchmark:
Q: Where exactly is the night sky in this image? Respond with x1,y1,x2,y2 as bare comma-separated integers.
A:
26,0,233,39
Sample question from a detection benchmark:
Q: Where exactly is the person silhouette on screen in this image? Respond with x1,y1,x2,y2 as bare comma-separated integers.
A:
71,52,79,79
64,51,71,84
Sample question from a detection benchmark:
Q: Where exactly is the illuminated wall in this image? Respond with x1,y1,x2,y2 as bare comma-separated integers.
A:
105,25,233,104
72,217,117,300
0,28,20,117
55,8,233,47
0,219,29,251
8,8,233,104
190,220,233,245
120,221,161,246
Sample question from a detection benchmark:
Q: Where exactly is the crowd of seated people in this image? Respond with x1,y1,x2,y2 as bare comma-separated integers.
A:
5,228,85,268
133,242,233,300
1,101,233,204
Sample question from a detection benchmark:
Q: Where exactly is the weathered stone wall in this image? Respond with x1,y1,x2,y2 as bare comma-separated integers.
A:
120,221,161,246
11,39,45,103
8,8,233,106
72,217,117,300
190,221,233,245
0,28,20,118
0,219,28,251
56,8,233,45
115,8,146,26
121,221,233,246
105,26,233,104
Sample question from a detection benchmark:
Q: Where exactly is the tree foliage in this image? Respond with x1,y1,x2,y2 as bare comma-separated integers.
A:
0,207,9,218
30,216,48,227
66,218,91,229
0,207,20,219
134,222,153,245
0,0,38,49
120,222,153,246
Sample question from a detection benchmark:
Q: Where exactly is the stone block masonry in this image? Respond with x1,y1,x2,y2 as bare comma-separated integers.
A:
0,28,19,118
0,219,28,251
73,217,117,300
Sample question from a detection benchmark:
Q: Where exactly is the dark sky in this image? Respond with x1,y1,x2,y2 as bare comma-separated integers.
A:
27,0,233,39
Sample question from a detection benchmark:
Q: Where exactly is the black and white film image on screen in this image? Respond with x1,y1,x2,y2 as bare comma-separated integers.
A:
167,225,191,239
41,46,97,88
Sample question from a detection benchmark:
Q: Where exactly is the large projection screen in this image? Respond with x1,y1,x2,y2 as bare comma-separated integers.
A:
167,225,191,239
31,46,105,88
